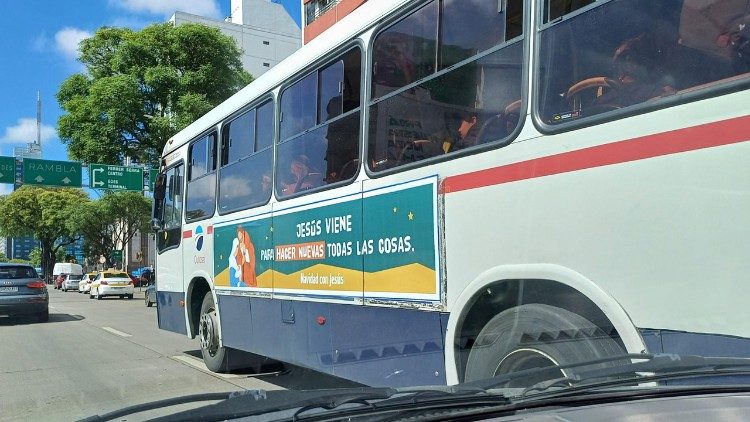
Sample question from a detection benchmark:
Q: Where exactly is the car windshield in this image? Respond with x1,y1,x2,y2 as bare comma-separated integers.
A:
0,266,38,279
4,0,750,421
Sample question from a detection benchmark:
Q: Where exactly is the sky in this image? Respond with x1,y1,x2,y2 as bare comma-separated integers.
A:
0,0,301,196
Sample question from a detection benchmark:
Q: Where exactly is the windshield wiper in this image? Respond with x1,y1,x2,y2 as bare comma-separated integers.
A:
77,391,234,422
518,353,750,398
140,385,506,422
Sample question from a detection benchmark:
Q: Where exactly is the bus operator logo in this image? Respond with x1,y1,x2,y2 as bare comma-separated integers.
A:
195,225,204,251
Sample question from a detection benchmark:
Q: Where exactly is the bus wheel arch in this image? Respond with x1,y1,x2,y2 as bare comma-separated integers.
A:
186,277,211,339
445,264,647,385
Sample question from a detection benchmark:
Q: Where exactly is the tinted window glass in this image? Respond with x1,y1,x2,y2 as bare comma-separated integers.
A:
163,165,183,230
277,111,360,197
219,149,272,212
440,0,511,68
319,60,344,124
256,100,274,151
186,134,216,221
372,1,438,99
537,0,750,126
280,73,317,140
544,0,596,23
0,266,37,279
222,109,255,165
369,42,523,171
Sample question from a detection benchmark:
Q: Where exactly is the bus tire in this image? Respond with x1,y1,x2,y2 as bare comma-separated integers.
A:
464,303,624,385
199,292,234,373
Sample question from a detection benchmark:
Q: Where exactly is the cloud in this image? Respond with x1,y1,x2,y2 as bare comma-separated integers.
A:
0,184,13,196
1,118,57,144
32,33,50,52
113,0,221,18
55,27,92,60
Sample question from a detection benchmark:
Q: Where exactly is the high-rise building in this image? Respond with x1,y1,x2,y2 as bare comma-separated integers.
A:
169,0,301,78
302,0,367,44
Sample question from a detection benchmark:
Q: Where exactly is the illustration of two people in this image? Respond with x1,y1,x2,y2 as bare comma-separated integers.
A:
229,226,257,288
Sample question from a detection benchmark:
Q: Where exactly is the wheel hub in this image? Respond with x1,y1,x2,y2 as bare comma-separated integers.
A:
199,310,219,356
495,348,567,388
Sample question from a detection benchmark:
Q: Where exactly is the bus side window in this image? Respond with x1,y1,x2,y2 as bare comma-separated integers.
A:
537,0,750,126
277,47,362,198
158,164,184,252
185,133,217,221
218,100,274,214
368,0,525,172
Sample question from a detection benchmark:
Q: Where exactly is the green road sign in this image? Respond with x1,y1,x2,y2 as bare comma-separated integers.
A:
149,168,158,191
89,164,144,191
0,156,15,184
111,250,123,262
23,158,82,187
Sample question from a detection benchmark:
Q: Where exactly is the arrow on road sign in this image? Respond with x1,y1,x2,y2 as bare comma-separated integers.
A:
35,176,44,183
62,177,71,184
91,168,104,187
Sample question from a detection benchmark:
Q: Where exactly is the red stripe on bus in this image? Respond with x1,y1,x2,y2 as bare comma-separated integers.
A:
441,115,750,194
182,230,192,239
207,226,213,234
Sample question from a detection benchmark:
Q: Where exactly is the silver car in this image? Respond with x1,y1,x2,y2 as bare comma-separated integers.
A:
0,264,48,322
61,274,83,292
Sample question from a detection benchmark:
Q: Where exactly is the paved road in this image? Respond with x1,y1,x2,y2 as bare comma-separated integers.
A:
0,286,356,421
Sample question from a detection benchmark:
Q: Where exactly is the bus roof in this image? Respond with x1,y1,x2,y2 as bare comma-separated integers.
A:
161,0,408,158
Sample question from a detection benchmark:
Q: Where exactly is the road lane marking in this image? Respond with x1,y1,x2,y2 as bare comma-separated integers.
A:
170,355,242,379
102,326,132,337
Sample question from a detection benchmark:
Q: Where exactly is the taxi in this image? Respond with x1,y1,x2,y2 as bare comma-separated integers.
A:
89,270,134,300
78,272,98,294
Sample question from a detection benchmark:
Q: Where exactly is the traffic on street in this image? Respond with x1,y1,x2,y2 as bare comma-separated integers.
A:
0,284,358,421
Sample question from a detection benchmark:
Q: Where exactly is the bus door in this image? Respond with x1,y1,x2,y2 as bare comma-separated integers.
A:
153,162,188,334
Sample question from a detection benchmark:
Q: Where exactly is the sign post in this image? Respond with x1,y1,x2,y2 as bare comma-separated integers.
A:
22,158,82,187
89,164,144,191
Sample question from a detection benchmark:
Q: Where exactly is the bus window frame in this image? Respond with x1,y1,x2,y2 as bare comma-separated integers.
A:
216,94,276,216
157,159,185,255
273,40,365,202
530,0,750,136
363,0,531,179
184,130,218,224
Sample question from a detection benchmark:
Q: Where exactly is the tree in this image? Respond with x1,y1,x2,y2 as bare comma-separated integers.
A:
29,248,42,267
57,23,252,166
0,186,89,278
68,191,152,269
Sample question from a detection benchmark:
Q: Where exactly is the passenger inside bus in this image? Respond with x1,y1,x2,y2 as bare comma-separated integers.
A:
541,0,750,124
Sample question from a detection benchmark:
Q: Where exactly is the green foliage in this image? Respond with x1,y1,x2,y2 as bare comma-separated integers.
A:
57,23,253,166
0,253,7,263
0,186,89,276
68,190,152,265
28,248,42,267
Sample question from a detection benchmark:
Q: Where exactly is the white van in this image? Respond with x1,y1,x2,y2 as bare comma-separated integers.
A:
52,263,83,279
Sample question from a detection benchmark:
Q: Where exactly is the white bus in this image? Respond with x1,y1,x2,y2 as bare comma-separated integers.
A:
151,0,750,387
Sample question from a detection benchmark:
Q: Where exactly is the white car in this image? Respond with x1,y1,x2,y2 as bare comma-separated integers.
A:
78,272,97,293
89,271,134,300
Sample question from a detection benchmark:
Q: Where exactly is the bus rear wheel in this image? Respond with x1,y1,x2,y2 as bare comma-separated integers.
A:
464,303,624,387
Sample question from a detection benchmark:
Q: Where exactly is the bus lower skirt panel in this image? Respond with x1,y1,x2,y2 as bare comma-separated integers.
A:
218,294,448,387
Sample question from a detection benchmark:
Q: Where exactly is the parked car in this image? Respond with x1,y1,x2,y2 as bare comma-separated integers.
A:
61,274,83,292
0,263,48,322
78,272,98,294
89,270,134,300
144,284,156,307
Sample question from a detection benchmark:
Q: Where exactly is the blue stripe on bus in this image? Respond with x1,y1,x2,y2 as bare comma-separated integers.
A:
218,294,448,387
156,291,187,335
640,328,750,385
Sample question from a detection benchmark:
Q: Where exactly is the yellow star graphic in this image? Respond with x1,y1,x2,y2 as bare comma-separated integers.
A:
393,207,398,213
408,212,414,221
